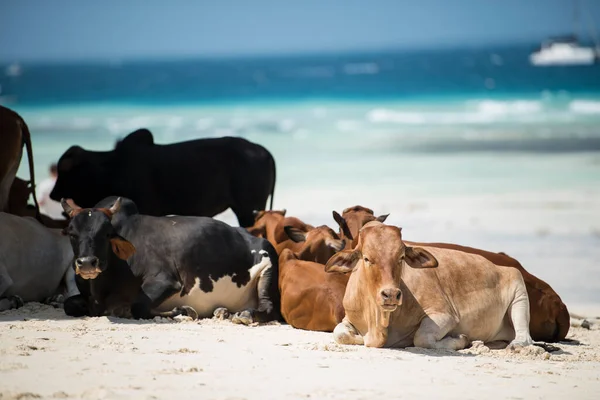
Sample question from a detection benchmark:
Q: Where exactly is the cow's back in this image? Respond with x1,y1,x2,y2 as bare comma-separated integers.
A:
400,246,526,342
405,240,569,342
0,213,72,301
117,136,274,217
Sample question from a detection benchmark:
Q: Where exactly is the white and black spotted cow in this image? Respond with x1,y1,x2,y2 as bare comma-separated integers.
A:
60,196,281,324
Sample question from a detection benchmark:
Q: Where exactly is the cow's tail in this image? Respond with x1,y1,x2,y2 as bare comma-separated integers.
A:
21,118,42,222
268,151,276,210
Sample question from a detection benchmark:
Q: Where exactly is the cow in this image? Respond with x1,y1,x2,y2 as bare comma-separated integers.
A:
279,225,348,331
0,212,77,311
60,196,281,324
7,177,68,229
332,206,570,343
247,209,313,247
332,205,389,249
325,221,534,349
49,129,276,227
0,105,40,219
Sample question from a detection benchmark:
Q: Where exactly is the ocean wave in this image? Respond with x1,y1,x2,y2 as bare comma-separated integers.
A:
365,99,591,125
570,100,600,114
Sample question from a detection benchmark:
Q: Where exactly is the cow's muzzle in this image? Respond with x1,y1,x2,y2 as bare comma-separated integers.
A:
380,287,402,312
75,256,102,280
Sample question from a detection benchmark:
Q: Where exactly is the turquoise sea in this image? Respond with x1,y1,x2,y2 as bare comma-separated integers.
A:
2,44,600,305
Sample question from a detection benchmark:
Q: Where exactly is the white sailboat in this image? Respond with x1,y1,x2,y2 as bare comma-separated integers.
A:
530,0,599,66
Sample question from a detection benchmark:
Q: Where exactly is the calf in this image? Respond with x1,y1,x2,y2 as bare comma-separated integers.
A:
0,212,77,311
326,222,533,349
61,196,281,323
278,225,347,331
333,206,569,342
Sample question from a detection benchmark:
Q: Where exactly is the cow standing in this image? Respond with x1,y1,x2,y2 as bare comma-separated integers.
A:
0,105,40,218
50,129,276,227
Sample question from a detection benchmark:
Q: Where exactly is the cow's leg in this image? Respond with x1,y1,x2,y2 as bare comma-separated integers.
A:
0,264,22,311
63,295,91,317
507,282,534,348
333,318,365,345
413,313,470,350
231,205,255,228
131,278,198,320
230,250,278,325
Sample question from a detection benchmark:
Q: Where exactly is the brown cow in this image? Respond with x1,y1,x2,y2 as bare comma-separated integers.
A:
247,209,313,248
278,225,347,331
332,207,569,343
326,221,533,349
7,177,68,229
0,105,40,218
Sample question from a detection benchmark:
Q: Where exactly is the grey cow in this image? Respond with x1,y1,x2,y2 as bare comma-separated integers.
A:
0,212,77,311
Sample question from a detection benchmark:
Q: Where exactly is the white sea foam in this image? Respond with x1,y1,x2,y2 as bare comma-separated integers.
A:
570,100,600,114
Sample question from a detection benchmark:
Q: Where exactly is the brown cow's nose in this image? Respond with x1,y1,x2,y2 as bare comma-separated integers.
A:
380,288,402,304
75,256,99,268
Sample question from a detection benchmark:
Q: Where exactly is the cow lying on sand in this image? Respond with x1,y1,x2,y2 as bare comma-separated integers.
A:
333,206,570,343
279,225,348,331
326,222,533,349
0,212,77,311
61,197,281,323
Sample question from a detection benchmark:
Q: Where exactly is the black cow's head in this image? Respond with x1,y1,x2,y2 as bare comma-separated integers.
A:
61,197,136,280
50,145,112,207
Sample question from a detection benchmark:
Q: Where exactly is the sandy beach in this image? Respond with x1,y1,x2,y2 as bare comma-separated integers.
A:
1,302,599,400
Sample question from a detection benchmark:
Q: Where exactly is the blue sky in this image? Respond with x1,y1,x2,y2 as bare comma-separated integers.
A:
1,0,599,61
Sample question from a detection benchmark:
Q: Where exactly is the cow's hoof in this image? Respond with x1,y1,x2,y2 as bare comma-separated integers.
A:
64,295,89,317
45,294,65,308
213,307,230,320
9,295,24,309
232,310,254,326
180,306,198,320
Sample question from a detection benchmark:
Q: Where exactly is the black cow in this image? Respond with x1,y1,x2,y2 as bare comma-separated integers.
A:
50,129,276,227
61,196,281,324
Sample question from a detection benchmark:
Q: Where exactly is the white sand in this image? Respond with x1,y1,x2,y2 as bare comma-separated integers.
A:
1,303,599,400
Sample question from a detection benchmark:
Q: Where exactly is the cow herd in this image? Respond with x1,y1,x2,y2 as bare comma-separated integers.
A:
1,104,570,351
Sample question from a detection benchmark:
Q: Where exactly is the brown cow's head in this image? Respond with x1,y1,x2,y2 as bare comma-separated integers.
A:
332,205,389,248
284,225,345,264
325,222,437,344
61,197,136,279
246,209,287,238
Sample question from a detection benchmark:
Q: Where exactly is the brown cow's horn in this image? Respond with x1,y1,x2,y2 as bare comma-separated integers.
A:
109,197,122,215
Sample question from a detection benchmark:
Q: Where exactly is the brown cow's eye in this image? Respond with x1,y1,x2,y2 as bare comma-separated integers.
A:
364,257,370,264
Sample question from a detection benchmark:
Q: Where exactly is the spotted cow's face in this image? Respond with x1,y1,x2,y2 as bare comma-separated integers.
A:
61,198,135,280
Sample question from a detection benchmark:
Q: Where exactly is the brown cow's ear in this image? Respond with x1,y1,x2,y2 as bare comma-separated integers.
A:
332,211,353,241
285,226,307,243
325,250,361,274
405,247,438,269
376,213,390,223
110,236,136,260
